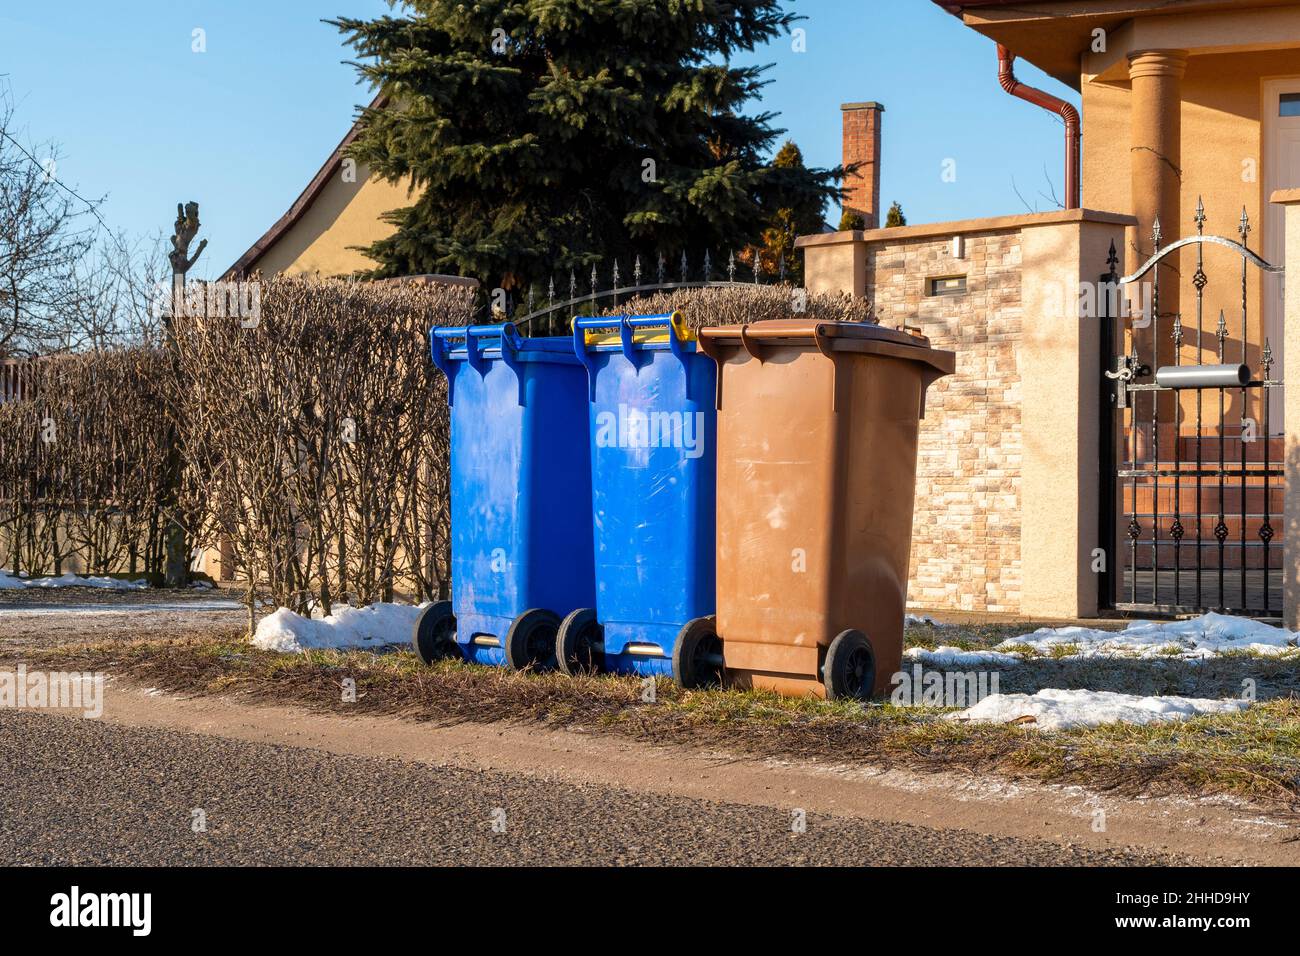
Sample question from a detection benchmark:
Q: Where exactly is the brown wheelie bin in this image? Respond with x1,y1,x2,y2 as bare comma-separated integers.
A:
697,320,954,700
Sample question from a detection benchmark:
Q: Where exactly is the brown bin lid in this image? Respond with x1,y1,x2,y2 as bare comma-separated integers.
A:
699,320,955,376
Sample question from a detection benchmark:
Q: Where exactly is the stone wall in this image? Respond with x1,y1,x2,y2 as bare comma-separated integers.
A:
867,230,1024,613
799,209,1136,619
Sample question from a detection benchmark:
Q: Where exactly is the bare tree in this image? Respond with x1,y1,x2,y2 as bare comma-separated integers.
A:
56,230,171,351
0,90,100,357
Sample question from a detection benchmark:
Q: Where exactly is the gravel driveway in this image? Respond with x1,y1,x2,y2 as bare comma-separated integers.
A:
0,588,246,652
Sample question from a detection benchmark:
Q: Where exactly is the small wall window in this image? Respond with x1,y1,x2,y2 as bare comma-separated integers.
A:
928,275,967,297
1281,93,1300,117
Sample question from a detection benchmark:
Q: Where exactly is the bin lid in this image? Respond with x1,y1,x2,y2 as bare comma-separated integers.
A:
440,333,580,364
698,320,955,375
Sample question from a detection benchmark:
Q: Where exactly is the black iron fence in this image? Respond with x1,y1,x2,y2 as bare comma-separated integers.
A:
493,248,799,335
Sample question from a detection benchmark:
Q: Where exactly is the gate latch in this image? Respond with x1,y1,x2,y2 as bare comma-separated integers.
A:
1104,355,1149,409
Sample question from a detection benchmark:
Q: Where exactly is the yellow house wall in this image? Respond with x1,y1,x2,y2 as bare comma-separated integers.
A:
1084,49,1298,352
252,164,414,278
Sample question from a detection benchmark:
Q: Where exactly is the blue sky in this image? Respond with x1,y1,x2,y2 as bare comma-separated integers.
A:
0,0,1080,280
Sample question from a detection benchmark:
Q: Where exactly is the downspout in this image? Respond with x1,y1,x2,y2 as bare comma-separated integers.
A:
997,44,1081,210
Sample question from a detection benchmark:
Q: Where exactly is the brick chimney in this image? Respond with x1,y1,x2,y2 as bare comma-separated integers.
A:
841,102,884,229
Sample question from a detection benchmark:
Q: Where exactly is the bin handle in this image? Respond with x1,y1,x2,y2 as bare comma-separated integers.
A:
431,323,526,406
571,316,617,399
812,323,840,413
700,322,840,413
738,323,765,363
572,312,688,401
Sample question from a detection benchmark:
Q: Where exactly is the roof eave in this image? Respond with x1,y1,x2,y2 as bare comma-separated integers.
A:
222,91,389,279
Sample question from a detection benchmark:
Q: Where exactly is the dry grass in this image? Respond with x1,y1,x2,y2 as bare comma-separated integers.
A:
23,635,1300,813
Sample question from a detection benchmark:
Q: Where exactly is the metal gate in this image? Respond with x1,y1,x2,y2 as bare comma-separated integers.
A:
1100,201,1284,617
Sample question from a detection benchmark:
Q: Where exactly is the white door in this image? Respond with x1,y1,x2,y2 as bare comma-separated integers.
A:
1264,79,1300,431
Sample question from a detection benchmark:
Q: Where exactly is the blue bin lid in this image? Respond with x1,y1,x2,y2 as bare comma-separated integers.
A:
431,324,581,366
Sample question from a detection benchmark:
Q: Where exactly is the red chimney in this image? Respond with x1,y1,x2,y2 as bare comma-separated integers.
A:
841,101,884,229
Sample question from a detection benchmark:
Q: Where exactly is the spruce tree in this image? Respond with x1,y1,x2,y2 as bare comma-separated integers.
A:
331,1,843,293
755,140,825,281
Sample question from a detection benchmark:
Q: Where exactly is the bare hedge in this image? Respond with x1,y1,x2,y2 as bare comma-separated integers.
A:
0,349,174,577
596,284,876,330
170,276,475,623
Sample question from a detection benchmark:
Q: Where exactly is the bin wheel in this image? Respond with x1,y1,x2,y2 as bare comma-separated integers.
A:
556,608,604,676
505,608,561,671
822,629,876,701
411,601,457,665
672,616,723,689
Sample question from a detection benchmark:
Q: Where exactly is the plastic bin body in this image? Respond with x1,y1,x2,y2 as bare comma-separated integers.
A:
574,314,716,676
698,320,954,698
431,324,595,667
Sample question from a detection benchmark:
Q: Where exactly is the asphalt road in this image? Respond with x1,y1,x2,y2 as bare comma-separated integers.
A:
0,710,1185,866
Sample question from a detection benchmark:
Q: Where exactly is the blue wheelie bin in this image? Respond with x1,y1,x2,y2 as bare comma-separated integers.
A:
412,323,595,671
559,312,720,685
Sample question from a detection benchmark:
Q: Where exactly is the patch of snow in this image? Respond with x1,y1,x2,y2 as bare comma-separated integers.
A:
251,601,426,653
903,645,1022,667
995,612,1298,660
0,571,148,591
948,688,1249,732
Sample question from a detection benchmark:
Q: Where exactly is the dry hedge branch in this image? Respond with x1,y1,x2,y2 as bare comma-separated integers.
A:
0,348,172,576
596,284,875,329
169,275,474,623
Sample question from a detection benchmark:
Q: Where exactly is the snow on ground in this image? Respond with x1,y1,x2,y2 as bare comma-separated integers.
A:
251,601,426,653
903,645,1023,668
0,571,148,591
995,612,1298,660
905,612,1298,666
948,688,1250,732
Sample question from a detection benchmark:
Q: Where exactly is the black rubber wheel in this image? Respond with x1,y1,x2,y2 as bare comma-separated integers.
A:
556,607,604,676
822,629,876,701
505,608,561,671
411,601,457,665
672,615,723,689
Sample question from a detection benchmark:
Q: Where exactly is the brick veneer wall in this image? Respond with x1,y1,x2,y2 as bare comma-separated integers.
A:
866,229,1024,613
